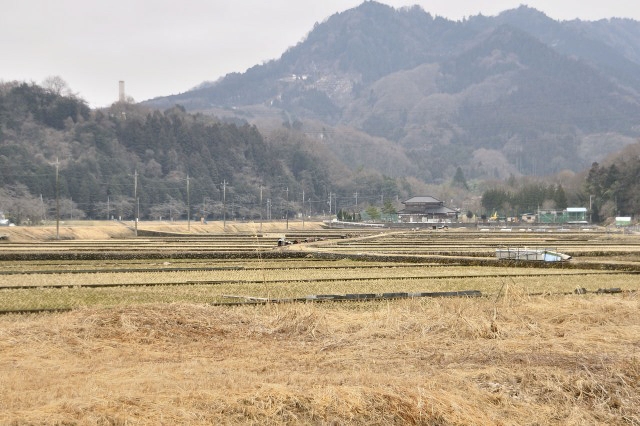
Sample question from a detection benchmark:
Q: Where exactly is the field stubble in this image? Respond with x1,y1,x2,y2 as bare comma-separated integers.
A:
0,261,637,310
0,293,638,425
1,225,639,424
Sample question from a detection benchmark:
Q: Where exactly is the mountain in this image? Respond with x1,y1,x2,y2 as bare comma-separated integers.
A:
144,3,640,182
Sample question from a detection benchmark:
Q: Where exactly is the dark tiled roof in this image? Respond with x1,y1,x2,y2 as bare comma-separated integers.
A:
399,206,457,215
403,196,442,204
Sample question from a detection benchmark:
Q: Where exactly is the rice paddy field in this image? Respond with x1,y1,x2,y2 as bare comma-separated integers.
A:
0,222,639,424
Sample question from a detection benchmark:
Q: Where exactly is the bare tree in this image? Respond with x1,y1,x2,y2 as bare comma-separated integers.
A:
93,200,112,220
42,75,73,96
149,196,186,221
55,198,86,220
108,197,134,221
0,184,45,225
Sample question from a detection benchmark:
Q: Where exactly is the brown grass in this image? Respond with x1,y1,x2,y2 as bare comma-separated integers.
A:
1,291,638,425
1,225,638,424
2,220,325,242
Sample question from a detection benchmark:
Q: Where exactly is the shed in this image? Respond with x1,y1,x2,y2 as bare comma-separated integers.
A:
615,217,632,226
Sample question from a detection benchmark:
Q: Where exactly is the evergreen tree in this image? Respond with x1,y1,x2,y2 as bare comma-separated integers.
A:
452,166,469,190
382,200,396,214
553,184,568,210
365,206,381,220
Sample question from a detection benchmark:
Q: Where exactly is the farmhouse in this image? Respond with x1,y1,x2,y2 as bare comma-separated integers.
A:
398,196,457,223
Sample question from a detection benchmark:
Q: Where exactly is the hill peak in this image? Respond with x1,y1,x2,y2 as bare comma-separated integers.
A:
498,5,553,21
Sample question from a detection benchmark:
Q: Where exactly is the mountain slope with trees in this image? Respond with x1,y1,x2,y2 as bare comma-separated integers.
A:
3,3,640,224
477,140,640,221
145,2,640,183
1,82,379,224
584,143,640,221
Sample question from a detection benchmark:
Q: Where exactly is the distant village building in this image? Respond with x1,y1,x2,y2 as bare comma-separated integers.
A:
0,211,10,226
615,217,632,227
398,196,457,223
565,207,588,223
538,207,588,224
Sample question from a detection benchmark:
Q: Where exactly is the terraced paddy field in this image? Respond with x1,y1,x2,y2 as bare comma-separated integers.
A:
0,223,638,424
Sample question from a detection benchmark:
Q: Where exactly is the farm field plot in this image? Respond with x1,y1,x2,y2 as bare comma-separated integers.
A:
0,228,639,312
1,227,639,312
316,230,640,259
0,257,637,311
0,225,639,424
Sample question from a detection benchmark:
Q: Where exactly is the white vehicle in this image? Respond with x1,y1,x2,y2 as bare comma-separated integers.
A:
0,212,14,226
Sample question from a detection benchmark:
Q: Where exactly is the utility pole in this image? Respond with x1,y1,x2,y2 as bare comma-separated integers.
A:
187,174,190,232
222,180,227,230
134,169,138,236
302,190,305,228
260,186,263,233
55,158,59,239
285,187,289,230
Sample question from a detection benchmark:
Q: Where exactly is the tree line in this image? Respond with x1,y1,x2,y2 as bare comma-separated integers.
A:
2,80,637,226
481,183,568,217
584,147,640,222
0,81,410,225
480,142,640,222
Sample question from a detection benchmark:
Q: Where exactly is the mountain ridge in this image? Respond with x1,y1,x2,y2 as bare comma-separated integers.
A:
143,2,640,181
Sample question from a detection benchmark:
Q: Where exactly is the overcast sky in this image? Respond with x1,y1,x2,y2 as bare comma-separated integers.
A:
3,0,639,108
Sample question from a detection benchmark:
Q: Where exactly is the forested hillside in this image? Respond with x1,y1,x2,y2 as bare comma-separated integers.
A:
1,81,638,224
584,143,640,221
146,2,640,182
2,82,407,224
4,1,640,224
477,141,640,221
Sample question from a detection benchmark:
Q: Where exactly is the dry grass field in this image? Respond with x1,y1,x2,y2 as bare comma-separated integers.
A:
1,296,638,425
0,220,325,242
0,222,639,425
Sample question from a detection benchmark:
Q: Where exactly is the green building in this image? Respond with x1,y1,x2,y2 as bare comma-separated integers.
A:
538,207,587,224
